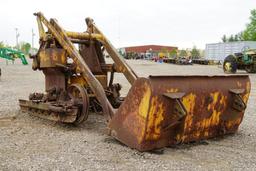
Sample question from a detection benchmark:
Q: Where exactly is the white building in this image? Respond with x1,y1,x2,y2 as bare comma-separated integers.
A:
205,41,256,61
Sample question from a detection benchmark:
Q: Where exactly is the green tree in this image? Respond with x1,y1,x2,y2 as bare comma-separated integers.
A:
234,34,239,41
191,46,200,59
179,50,187,58
221,9,256,42
160,47,169,57
222,34,240,42
237,32,244,41
0,41,5,48
222,35,227,42
242,9,256,41
169,49,177,58
228,35,234,42
20,42,31,54
0,42,12,48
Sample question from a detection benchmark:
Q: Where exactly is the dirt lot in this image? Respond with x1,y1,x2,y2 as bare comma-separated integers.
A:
0,59,255,171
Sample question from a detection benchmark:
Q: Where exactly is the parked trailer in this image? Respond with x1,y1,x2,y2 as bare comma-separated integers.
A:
205,41,256,61
163,58,177,64
192,59,215,65
163,58,192,65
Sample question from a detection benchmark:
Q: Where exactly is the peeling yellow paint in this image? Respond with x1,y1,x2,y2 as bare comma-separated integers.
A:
193,131,200,138
205,92,222,127
138,85,151,119
178,92,229,142
174,93,196,142
225,117,242,130
220,94,227,106
123,109,146,144
145,97,164,141
204,131,209,137
197,92,227,137
176,134,181,141
182,93,196,131
237,81,242,87
246,81,251,92
167,88,179,93
243,81,251,103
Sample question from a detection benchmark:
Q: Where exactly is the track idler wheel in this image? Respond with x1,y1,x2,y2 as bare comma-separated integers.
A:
223,55,237,73
68,84,89,125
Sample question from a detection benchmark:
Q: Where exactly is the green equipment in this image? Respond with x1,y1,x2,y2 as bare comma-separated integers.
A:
0,48,28,65
223,47,256,73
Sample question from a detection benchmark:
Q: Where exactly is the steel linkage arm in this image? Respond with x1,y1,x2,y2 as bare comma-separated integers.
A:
85,18,138,85
63,18,138,85
35,14,46,40
66,31,105,42
34,12,114,121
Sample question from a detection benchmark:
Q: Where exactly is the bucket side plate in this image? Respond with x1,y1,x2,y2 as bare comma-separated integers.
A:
109,75,251,151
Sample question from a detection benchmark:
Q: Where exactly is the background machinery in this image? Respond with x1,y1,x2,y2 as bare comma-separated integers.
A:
19,12,251,151
0,48,28,65
223,48,256,73
0,48,28,76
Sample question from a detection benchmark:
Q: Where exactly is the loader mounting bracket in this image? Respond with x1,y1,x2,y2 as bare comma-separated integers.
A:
163,92,187,119
229,89,246,112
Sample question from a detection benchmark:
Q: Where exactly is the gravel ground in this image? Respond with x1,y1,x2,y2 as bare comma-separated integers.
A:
0,58,255,171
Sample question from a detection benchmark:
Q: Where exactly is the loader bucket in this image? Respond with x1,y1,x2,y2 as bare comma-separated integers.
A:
109,75,251,151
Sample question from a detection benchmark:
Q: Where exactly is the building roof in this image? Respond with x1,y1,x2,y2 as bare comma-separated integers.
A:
124,45,177,53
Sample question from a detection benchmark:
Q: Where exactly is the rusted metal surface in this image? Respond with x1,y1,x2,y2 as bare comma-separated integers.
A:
19,12,252,152
85,18,138,85
38,48,67,68
28,12,138,121
66,31,104,42
68,84,89,125
20,12,124,123
20,83,90,124
19,99,79,123
109,75,251,151
79,42,103,74
43,69,65,91
34,12,114,120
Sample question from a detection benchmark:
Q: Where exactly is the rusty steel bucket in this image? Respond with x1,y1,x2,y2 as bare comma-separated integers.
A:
109,75,251,151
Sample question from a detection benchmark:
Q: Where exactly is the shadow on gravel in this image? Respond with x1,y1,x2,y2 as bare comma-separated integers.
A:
168,140,210,150
103,137,125,146
15,110,107,132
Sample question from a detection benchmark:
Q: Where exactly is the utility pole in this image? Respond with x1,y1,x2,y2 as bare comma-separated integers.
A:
15,28,20,49
117,15,120,46
32,29,35,50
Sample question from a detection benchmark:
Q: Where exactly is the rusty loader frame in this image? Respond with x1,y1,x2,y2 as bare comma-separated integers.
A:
19,12,251,151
